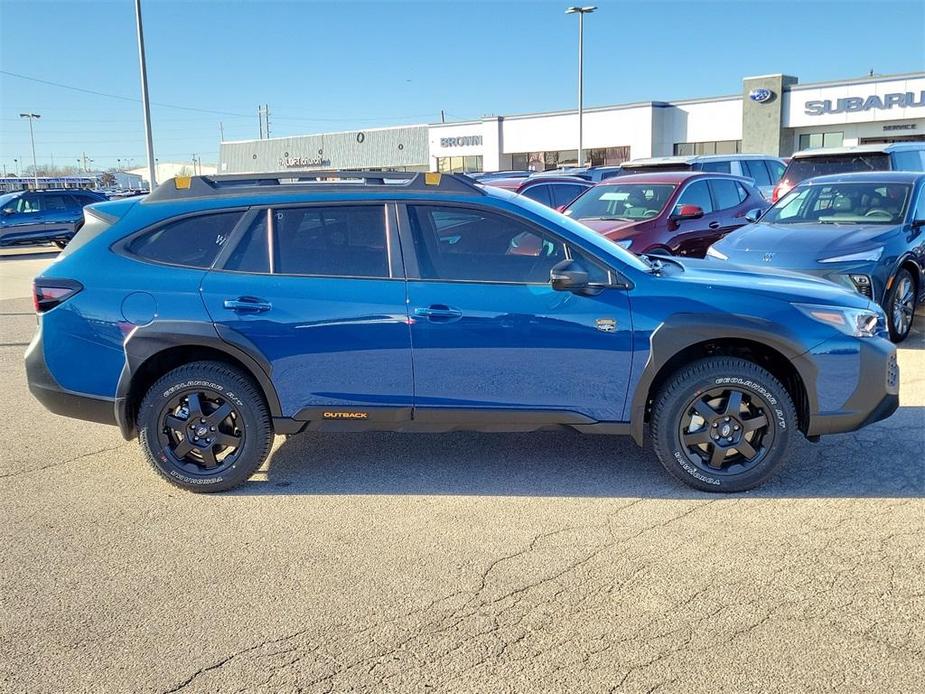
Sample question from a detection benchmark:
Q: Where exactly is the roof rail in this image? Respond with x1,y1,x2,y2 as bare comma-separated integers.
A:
144,170,485,202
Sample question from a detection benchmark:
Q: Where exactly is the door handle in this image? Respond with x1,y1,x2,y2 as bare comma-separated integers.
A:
414,305,463,322
223,296,272,313
708,221,721,230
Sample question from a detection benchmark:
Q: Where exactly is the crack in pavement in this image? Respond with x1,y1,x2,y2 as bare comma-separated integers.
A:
0,442,130,480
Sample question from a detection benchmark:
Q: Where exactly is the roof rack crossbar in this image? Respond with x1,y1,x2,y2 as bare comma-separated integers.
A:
144,170,485,202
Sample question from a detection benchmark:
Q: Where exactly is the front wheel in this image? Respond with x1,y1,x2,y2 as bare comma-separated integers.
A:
650,357,796,492
886,268,916,343
137,361,273,492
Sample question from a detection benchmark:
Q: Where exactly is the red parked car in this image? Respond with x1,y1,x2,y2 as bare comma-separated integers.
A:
562,171,767,257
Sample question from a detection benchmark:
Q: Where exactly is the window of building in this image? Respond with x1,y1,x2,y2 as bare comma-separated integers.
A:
674,180,713,214
127,212,242,268
798,131,844,150
504,146,630,172
436,155,483,173
407,205,567,283
673,140,742,156
272,205,389,277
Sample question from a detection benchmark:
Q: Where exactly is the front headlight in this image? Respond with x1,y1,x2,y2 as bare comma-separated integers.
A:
616,239,633,249
818,247,883,264
794,303,880,337
706,245,728,260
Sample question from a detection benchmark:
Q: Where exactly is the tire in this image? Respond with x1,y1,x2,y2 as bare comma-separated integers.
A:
885,268,916,343
137,360,273,493
650,357,796,493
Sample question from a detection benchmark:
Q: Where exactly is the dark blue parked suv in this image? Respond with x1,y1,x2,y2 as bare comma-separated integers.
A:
26,171,900,493
0,188,106,248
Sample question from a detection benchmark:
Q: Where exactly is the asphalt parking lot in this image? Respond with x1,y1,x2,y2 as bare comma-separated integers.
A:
1,251,923,694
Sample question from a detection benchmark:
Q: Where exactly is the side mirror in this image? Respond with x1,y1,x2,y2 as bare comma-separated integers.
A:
670,204,704,222
912,219,925,229
0,208,12,216
555,204,567,213
744,208,765,224
550,259,589,292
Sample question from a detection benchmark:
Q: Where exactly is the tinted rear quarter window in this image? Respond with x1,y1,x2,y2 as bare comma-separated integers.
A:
127,211,242,268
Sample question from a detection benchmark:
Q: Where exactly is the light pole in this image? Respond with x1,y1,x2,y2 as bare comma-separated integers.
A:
565,6,596,168
134,0,157,188
19,113,41,188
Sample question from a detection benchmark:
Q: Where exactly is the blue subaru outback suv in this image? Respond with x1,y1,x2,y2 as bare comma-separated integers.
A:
26,171,900,493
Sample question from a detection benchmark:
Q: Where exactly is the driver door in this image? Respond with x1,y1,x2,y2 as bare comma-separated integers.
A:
401,203,634,423
668,179,725,257
1,193,45,244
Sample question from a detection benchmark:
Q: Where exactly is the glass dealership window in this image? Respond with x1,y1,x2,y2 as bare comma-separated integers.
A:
504,146,629,171
673,140,742,156
436,155,483,173
798,132,844,150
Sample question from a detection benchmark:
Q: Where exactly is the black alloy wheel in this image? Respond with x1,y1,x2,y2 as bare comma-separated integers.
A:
158,389,244,476
677,387,773,476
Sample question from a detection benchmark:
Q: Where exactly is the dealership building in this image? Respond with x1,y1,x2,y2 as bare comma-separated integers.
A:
218,71,925,174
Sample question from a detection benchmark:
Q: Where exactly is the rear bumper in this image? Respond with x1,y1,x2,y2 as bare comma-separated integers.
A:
803,336,899,437
25,324,118,426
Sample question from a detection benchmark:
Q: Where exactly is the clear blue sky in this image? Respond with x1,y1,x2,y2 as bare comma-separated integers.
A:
1,0,923,172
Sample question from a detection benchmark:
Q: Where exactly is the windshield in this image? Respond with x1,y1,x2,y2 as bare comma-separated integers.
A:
490,188,651,273
785,154,890,185
564,183,676,220
763,181,912,225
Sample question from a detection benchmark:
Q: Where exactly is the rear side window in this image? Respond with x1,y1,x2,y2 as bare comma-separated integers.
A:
127,212,242,268
42,194,72,211
699,161,731,173
551,183,587,208
521,184,552,206
709,179,747,210
273,205,388,277
741,160,771,187
767,160,786,182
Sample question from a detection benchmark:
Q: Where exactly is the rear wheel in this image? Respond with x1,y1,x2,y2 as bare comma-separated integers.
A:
137,361,273,492
886,268,916,343
650,357,796,492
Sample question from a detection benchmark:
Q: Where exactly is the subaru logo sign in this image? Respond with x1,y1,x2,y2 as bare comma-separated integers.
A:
749,88,773,103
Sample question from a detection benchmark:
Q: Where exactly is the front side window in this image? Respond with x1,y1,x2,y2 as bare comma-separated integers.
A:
564,183,676,221
763,182,912,225
1,194,40,214
675,180,714,214
407,205,567,283
742,160,771,187
273,205,388,277
521,184,552,207
551,184,587,208
127,212,242,268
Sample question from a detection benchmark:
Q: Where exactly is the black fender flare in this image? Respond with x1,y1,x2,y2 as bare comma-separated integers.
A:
883,251,925,305
115,320,282,439
627,313,818,445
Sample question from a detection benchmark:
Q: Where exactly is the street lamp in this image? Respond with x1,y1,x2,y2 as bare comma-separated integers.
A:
19,113,41,188
134,0,157,188
565,6,596,168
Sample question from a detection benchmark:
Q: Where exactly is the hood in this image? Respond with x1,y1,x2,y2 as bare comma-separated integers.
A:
662,256,873,310
713,221,898,262
574,217,647,237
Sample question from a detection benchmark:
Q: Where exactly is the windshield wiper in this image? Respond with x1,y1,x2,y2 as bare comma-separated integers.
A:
580,215,633,221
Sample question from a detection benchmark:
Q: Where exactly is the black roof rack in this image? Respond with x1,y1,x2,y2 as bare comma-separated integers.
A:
144,170,485,202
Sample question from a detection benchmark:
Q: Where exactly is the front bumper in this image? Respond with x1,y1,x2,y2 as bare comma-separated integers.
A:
798,335,899,437
25,322,118,426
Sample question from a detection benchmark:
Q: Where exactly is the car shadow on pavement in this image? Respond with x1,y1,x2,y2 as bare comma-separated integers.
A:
229,405,925,499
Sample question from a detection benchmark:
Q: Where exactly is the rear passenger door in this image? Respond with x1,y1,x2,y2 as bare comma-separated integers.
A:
200,204,414,421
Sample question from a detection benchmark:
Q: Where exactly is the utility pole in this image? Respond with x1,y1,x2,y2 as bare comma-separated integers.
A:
134,0,157,188
258,105,265,139
219,121,224,141
565,6,596,168
19,113,41,187
440,109,446,124
264,104,271,138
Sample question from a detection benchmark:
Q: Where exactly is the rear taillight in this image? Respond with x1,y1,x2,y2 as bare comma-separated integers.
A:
33,279,83,313
771,179,792,203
